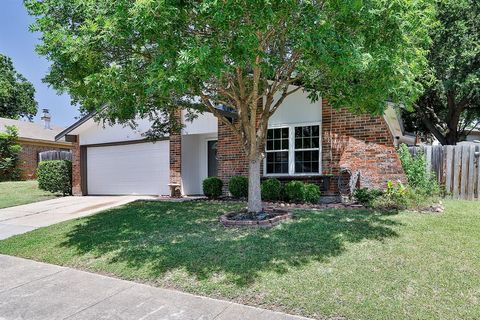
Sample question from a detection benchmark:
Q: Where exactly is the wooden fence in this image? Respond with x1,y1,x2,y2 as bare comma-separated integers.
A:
409,145,480,200
38,150,73,162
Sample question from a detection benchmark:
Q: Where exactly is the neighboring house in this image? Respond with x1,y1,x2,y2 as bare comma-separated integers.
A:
0,110,72,180
56,90,407,197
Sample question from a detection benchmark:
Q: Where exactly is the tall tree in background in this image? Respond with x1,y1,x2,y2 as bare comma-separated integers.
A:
402,0,479,145
0,54,38,120
26,0,432,213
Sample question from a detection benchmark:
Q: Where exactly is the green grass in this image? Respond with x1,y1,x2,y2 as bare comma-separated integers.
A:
0,200,479,319
0,180,57,209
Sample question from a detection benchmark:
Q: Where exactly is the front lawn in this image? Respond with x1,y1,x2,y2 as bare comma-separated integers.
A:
0,200,478,319
0,180,57,209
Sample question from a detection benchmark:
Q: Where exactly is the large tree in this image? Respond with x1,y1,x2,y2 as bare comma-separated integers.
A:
0,54,38,120
26,0,432,212
402,0,479,145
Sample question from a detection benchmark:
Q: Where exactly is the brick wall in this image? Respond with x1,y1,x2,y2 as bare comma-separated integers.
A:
169,111,183,193
217,121,249,194
321,100,405,188
71,137,82,196
18,141,71,180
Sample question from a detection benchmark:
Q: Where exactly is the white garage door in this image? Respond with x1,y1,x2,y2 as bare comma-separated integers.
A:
87,141,170,195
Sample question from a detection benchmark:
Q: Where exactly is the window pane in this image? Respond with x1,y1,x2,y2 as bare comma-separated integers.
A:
295,127,302,137
274,140,280,150
294,125,320,152
303,137,311,148
294,151,319,174
267,130,273,139
295,138,302,149
267,140,273,151
267,128,289,151
266,151,288,174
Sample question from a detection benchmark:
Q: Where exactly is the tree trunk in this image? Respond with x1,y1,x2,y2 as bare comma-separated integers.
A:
247,156,263,213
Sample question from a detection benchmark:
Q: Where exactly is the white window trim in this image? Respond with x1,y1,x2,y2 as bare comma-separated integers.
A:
264,121,322,177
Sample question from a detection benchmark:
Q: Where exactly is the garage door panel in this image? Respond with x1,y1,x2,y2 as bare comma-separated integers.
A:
87,142,169,195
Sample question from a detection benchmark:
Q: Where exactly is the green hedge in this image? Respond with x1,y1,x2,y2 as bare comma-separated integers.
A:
202,177,223,198
37,160,72,195
285,180,321,203
228,176,248,198
261,178,282,201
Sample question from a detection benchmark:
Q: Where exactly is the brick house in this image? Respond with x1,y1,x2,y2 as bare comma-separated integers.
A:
0,111,72,180
56,89,413,198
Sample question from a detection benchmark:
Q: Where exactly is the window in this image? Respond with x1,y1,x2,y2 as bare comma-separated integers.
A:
294,125,320,174
265,127,289,174
265,124,320,175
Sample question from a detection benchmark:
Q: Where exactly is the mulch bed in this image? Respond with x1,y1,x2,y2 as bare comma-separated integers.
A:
220,208,292,228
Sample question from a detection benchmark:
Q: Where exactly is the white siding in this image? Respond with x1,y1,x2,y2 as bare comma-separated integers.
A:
268,89,322,126
182,110,218,135
181,133,216,195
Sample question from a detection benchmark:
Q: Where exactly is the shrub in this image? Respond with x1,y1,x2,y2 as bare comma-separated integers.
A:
354,188,384,207
228,176,248,198
261,178,282,201
372,180,409,211
37,160,72,195
202,177,223,198
398,144,440,197
285,180,306,203
304,183,321,203
0,125,22,181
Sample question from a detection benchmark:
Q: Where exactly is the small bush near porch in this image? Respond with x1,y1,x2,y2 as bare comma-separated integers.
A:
0,201,479,319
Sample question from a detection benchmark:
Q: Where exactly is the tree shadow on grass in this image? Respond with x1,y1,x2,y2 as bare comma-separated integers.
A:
60,201,400,286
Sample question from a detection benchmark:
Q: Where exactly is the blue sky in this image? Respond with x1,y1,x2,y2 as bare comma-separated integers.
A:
0,0,79,127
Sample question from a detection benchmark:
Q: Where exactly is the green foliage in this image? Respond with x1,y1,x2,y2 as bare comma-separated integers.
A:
25,0,433,125
0,54,38,120
261,178,282,201
284,181,321,203
354,188,384,207
228,176,248,198
37,160,72,196
401,0,479,145
285,181,306,203
304,183,321,204
0,125,22,181
372,180,409,211
202,177,223,199
398,144,440,197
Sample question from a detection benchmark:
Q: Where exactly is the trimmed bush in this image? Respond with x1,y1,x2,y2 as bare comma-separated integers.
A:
285,180,306,203
202,177,223,198
261,178,282,201
37,160,72,196
228,176,248,198
354,188,384,207
304,183,321,203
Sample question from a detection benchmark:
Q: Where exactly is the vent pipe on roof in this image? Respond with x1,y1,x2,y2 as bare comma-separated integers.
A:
41,109,51,129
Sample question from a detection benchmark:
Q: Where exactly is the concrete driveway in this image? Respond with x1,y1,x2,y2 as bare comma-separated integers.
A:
0,196,150,240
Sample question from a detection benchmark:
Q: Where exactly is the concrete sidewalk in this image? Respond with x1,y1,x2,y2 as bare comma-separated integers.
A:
0,255,310,320
0,196,150,240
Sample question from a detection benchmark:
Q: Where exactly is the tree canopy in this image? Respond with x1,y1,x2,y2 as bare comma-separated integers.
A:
402,0,480,145
26,0,434,212
0,54,38,120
